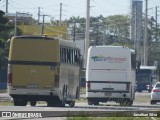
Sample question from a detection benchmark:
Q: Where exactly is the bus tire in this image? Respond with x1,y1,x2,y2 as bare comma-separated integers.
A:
94,101,99,105
30,101,36,106
14,98,27,106
127,100,133,106
47,101,56,107
88,99,94,105
14,98,20,106
151,100,156,105
120,102,124,106
69,101,75,107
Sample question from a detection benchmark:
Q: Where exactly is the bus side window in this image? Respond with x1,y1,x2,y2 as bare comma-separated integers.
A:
64,48,67,63
62,48,65,63
61,47,64,63
60,47,62,62
66,48,69,64
71,49,73,64
75,50,79,65
67,49,71,64
77,50,80,65
63,47,65,63
73,50,75,64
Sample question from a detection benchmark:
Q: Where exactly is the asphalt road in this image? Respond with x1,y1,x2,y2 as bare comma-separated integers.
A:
0,90,152,101
0,91,160,119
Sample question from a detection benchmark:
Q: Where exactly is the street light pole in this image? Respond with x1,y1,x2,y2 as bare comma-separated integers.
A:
41,14,49,35
14,12,17,36
84,0,90,68
144,0,148,65
6,0,8,13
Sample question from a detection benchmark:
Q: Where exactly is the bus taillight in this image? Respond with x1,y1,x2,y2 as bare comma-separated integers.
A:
87,81,90,89
8,73,12,86
8,64,12,86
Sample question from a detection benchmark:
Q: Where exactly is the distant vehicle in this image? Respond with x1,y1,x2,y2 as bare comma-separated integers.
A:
8,36,81,107
136,66,159,92
151,82,160,104
86,46,136,106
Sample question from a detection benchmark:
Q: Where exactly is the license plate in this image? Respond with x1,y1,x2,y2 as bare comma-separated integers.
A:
104,92,112,96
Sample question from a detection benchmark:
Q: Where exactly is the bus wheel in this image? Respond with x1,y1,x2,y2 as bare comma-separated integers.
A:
94,102,99,105
151,100,156,105
127,100,133,106
69,101,75,107
119,99,126,106
151,100,154,105
14,98,19,106
88,99,94,105
47,101,56,107
120,102,124,106
14,98,27,106
30,101,36,106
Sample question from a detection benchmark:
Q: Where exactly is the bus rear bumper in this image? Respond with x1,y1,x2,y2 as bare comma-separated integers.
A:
8,87,59,96
86,97,132,102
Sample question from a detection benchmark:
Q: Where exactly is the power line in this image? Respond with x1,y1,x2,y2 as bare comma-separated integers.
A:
10,0,36,9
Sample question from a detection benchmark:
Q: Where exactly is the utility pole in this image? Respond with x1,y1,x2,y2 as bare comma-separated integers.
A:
73,22,76,42
144,0,148,66
155,6,158,42
38,7,41,24
59,2,62,26
84,0,90,68
134,5,137,53
6,0,8,13
14,12,17,36
131,0,143,63
41,14,49,35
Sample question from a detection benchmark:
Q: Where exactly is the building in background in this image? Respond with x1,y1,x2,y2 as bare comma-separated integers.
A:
4,13,33,24
130,0,143,62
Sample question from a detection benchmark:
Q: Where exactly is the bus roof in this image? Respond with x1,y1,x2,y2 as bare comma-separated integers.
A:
140,66,157,70
89,46,135,53
13,35,80,49
90,45,129,48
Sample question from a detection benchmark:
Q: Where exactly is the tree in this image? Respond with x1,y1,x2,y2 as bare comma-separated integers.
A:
0,10,22,70
145,16,160,65
103,15,131,44
0,11,8,24
60,14,160,66
67,16,86,38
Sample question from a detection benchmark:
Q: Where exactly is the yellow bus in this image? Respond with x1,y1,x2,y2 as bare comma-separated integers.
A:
8,36,81,107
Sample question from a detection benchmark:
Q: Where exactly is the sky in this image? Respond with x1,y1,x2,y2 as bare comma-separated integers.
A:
0,0,160,22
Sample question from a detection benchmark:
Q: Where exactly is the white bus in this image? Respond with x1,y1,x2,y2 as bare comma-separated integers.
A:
86,46,136,106
8,36,81,107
